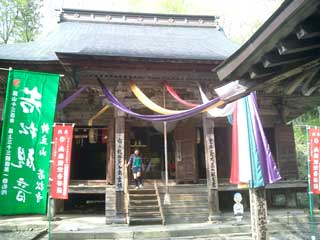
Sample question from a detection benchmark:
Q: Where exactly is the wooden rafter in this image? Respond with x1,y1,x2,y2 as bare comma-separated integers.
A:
277,36,320,55
226,58,320,103
284,72,309,95
249,64,278,79
215,0,320,81
262,51,313,68
296,22,320,39
301,68,320,96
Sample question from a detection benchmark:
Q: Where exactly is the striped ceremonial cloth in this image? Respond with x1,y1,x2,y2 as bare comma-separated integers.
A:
230,93,281,188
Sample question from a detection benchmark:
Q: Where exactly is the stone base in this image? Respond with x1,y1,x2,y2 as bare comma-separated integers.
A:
41,216,62,222
208,213,222,223
112,215,127,224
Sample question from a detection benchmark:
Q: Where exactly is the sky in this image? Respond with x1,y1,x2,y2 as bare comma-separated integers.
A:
41,0,283,44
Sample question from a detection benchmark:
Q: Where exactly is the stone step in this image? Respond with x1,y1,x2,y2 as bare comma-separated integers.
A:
51,221,310,239
130,194,157,200
160,194,208,201
129,212,161,218
163,208,209,216
129,205,160,212
130,202,158,207
129,217,163,226
159,188,209,224
165,216,209,224
129,189,156,195
159,190,208,195
158,187,207,194
163,202,209,209
130,215,162,220
161,200,209,206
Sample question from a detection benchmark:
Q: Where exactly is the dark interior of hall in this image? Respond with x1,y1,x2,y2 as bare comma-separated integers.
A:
70,127,107,180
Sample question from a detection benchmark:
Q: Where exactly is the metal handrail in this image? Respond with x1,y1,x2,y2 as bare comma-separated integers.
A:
154,181,165,225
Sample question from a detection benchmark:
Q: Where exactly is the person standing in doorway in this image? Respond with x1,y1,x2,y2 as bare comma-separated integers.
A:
127,149,143,189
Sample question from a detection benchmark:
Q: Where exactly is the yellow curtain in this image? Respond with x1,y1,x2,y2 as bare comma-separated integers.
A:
129,81,184,114
129,81,225,115
88,105,110,126
88,105,109,143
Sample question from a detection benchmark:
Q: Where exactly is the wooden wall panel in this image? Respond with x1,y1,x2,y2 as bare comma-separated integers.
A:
215,126,232,179
174,121,198,183
274,124,299,179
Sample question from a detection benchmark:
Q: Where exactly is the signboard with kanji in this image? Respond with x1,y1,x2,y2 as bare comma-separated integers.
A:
115,133,124,191
0,70,59,215
309,128,320,194
50,124,74,199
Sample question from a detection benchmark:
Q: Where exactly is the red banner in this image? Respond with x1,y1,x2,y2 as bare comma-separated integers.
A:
309,128,320,194
50,124,74,199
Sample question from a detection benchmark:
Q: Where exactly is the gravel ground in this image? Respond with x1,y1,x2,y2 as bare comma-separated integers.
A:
0,230,317,240
0,230,46,240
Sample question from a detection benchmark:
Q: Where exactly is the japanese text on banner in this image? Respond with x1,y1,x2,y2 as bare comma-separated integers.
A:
0,70,59,215
50,124,74,199
309,128,320,194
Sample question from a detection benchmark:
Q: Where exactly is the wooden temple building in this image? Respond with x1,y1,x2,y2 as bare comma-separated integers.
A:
0,0,318,226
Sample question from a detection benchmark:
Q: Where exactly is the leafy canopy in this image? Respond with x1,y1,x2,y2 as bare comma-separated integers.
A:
0,0,42,44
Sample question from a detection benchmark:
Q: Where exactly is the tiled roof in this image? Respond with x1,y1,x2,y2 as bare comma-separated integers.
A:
0,11,239,62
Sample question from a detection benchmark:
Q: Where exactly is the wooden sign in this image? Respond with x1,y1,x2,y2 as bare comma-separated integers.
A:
115,133,124,191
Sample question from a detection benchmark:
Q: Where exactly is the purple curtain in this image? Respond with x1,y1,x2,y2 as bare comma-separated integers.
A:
56,86,88,111
97,79,221,122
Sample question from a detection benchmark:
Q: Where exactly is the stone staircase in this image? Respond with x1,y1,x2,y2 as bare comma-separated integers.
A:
128,187,163,225
159,184,209,224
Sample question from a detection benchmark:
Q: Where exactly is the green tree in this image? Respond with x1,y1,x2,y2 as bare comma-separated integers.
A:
0,0,42,44
16,0,42,42
160,0,188,14
293,108,320,179
0,0,19,44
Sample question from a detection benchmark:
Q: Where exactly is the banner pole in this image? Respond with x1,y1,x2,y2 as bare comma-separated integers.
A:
306,126,316,240
48,196,52,240
48,127,54,240
163,86,170,205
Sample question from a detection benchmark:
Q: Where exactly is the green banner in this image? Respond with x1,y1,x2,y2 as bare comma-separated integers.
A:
0,70,59,215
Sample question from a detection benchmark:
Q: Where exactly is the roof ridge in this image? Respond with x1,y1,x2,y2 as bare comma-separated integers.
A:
59,8,219,28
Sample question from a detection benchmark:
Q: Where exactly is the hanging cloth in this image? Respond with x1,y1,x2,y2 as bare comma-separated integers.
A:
229,93,281,188
97,78,225,122
163,81,235,118
129,80,225,115
56,85,88,111
164,81,198,108
129,80,186,114
198,85,235,117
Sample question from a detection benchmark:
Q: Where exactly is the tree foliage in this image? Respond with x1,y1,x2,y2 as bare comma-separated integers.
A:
16,0,42,42
160,0,188,14
293,107,320,180
0,0,42,44
0,0,19,44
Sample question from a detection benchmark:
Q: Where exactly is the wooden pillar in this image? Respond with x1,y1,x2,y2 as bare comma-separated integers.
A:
113,110,126,224
249,187,269,240
105,116,117,224
202,115,220,221
106,118,115,185
105,186,116,224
